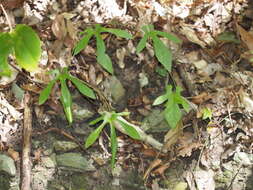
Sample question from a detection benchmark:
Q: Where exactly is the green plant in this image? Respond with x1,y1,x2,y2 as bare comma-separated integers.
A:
73,24,133,74
0,24,41,76
153,85,189,128
201,107,213,120
85,111,140,168
38,67,96,124
136,24,181,72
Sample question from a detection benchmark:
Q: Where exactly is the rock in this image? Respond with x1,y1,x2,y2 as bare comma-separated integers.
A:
72,102,95,121
54,141,79,152
56,153,95,172
141,109,169,132
103,76,125,103
41,154,57,168
0,154,16,176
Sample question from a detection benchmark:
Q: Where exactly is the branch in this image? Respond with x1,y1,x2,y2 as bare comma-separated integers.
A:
21,93,32,190
113,116,166,153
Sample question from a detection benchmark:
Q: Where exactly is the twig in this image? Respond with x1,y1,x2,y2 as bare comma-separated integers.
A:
114,116,164,153
21,92,32,190
0,3,13,31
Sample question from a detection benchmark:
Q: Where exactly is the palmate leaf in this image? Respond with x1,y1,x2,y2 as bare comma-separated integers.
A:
154,30,182,44
110,123,117,168
85,122,105,148
117,119,140,140
73,28,94,55
101,28,133,39
152,35,172,72
67,75,96,99
38,79,56,105
60,79,73,124
11,24,41,72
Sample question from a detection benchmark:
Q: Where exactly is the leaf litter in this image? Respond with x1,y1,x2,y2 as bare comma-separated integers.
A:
0,0,253,189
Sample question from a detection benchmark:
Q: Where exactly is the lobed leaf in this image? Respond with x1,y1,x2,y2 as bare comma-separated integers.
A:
68,75,96,99
60,79,73,124
136,33,149,54
11,24,41,72
152,35,172,72
85,122,105,148
117,120,140,140
164,103,182,128
154,30,182,44
38,79,56,105
73,28,94,55
101,28,133,39
110,123,117,168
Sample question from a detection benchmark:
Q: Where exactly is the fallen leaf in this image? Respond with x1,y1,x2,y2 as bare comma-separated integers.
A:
143,159,162,180
51,14,67,40
237,24,253,51
7,148,19,161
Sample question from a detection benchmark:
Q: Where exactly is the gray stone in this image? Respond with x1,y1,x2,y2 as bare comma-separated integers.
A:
56,153,95,172
104,76,125,103
0,154,16,176
72,102,95,121
41,154,57,168
54,141,79,152
141,109,169,132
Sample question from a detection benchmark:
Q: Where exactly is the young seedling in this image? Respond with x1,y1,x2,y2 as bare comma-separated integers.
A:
73,24,133,74
0,24,41,76
85,111,140,168
153,85,189,128
38,67,96,124
136,24,181,72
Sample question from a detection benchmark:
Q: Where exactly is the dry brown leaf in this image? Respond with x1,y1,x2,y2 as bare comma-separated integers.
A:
33,148,42,163
152,162,170,177
1,0,25,10
143,159,162,180
237,24,253,51
7,148,20,161
191,92,211,104
51,14,67,40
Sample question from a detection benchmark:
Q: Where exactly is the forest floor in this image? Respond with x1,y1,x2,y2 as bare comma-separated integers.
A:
0,0,252,190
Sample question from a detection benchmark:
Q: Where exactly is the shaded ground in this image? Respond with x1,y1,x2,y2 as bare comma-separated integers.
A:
0,0,253,190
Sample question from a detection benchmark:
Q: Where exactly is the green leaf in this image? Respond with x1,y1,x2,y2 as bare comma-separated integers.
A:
142,25,154,33
11,24,41,72
153,94,168,105
174,86,190,112
38,79,56,105
136,33,149,53
117,120,140,140
73,28,94,55
110,123,117,168
68,75,96,99
85,122,105,148
152,35,172,72
164,103,182,128
95,33,106,54
155,66,168,77
154,30,182,44
60,79,73,124
97,52,114,74
101,28,133,39
89,115,104,125
0,33,14,76
217,31,240,44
